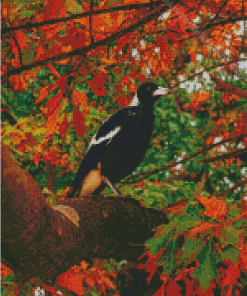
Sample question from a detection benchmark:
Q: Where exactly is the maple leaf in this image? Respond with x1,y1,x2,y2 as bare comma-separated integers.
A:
197,195,227,220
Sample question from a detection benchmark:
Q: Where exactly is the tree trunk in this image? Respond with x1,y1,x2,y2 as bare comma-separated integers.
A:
1,143,169,289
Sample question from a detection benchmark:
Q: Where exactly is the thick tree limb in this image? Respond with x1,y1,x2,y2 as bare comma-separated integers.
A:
1,143,169,286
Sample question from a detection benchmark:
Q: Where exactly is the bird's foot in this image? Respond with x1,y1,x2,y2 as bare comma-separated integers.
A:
103,177,121,196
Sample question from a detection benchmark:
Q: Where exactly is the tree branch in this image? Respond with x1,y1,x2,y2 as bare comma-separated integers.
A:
2,1,163,34
119,136,245,186
209,73,247,99
201,148,247,163
1,143,169,286
3,1,173,78
216,178,247,197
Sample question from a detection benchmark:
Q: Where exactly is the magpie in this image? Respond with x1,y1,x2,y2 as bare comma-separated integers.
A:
67,82,168,198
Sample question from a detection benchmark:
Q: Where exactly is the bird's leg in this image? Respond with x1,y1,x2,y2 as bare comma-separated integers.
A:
103,177,122,196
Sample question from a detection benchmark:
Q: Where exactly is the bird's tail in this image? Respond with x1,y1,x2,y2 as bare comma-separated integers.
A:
66,157,97,199
91,183,107,195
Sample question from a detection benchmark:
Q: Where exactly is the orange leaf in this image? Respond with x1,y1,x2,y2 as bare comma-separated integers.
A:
72,89,88,109
187,222,218,238
198,195,228,220
35,85,58,104
48,64,61,78
1,263,13,278
45,104,62,139
14,31,28,49
220,263,240,296
239,238,247,272
59,114,68,143
45,90,63,116
58,270,85,296
188,44,197,64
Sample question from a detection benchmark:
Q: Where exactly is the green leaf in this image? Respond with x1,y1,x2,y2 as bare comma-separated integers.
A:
145,228,174,255
174,215,201,234
192,242,218,290
182,237,202,261
221,247,239,264
218,225,240,248
20,10,35,18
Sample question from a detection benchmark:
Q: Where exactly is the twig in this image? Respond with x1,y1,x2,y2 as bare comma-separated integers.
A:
119,136,245,186
216,178,247,196
3,1,172,77
2,1,163,34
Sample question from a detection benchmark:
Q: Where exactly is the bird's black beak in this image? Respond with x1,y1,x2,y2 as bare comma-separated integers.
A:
153,87,168,97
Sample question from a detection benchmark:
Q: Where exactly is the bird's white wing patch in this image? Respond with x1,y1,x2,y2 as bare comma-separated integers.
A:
129,93,140,106
88,126,121,150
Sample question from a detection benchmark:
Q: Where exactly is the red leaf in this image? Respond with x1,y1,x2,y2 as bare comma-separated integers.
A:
42,284,62,296
87,72,107,97
45,90,63,116
14,31,28,49
73,108,86,139
57,270,85,296
59,114,68,143
35,85,58,104
165,280,181,296
48,64,61,78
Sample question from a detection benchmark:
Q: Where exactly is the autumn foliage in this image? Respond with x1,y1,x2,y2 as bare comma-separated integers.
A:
1,0,247,295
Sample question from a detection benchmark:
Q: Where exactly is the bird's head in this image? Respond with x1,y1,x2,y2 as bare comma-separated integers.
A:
130,82,168,106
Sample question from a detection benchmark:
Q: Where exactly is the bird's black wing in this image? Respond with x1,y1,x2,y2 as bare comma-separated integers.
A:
67,107,136,198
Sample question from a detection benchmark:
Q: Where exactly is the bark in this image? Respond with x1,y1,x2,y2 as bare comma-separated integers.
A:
46,160,57,193
1,143,169,287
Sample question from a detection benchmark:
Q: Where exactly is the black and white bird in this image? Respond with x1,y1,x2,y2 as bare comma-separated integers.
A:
67,82,168,198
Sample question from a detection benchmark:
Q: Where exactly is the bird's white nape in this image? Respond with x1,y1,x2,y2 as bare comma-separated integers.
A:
129,93,140,106
153,86,168,96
